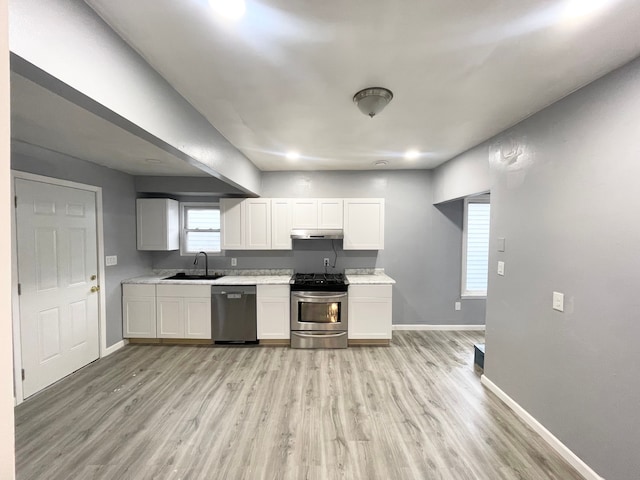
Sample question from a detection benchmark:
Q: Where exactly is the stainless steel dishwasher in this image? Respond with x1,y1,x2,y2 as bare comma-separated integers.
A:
211,285,258,344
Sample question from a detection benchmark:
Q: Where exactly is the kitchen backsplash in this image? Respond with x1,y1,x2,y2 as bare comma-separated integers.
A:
153,268,294,276
151,241,381,274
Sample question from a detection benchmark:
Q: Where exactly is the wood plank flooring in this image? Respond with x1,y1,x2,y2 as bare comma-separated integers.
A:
15,331,584,480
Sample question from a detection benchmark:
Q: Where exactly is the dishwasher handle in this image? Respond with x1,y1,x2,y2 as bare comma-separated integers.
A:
212,285,256,296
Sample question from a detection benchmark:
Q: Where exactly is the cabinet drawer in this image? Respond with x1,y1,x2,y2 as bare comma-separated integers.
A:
349,284,392,298
257,285,290,298
123,284,156,297
156,284,211,298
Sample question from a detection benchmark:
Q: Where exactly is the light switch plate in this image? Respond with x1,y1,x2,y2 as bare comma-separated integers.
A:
455,301,461,311
497,237,506,252
231,258,237,267
105,255,117,266
553,292,564,312
497,261,505,276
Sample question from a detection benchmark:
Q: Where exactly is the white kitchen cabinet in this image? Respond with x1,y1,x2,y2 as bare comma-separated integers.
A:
348,285,392,340
136,198,179,251
343,198,385,250
292,199,317,229
156,296,182,337
123,284,157,338
292,199,343,229
257,285,290,340
221,198,273,250
221,198,245,250
156,285,212,339
245,198,271,249
271,199,293,250
318,199,343,229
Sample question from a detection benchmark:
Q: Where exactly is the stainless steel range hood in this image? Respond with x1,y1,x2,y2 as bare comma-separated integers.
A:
290,229,344,240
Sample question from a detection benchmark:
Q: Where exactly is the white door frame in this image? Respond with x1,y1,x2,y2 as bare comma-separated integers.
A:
11,171,108,405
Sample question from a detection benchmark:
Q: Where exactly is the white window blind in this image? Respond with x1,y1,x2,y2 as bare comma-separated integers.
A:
181,204,221,254
463,200,490,296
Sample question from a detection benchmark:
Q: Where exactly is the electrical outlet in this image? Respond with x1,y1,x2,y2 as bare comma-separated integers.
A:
231,258,237,267
105,255,117,266
497,261,505,276
455,301,461,311
323,258,330,267
553,291,564,312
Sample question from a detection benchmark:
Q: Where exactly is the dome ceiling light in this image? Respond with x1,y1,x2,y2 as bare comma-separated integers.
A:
353,87,393,118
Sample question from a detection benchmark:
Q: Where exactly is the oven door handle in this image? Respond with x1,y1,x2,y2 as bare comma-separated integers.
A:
292,292,348,300
293,332,347,338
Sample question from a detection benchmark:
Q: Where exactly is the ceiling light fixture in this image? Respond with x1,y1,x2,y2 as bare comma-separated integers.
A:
404,150,420,160
286,151,300,161
209,0,246,20
353,87,393,118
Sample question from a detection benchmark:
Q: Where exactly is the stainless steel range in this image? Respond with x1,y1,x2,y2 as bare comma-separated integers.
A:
290,273,348,349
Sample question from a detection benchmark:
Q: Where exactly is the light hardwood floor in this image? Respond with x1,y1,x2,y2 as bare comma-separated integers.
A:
15,331,584,480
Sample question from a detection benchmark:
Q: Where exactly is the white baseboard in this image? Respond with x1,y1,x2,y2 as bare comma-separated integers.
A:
102,339,127,357
392,324,485,331
481,375,603,480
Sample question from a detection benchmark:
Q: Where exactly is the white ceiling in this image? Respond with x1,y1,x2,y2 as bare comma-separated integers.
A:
11,73,208,176
82,0,640,172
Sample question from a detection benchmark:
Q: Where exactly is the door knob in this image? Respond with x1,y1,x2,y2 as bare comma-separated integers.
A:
91,286,100,293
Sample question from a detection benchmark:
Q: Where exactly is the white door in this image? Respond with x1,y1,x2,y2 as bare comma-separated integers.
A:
15,179,100,398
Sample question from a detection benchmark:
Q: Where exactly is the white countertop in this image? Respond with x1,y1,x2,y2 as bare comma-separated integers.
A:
123,274,292,286
124,270,395,286
346,272,396,285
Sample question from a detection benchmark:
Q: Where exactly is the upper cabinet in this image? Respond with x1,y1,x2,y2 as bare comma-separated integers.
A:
343,199,385,250
220,198,245,250
220,197,384,251
271,199,293,250
245,198,271,250
292,199,343,229
318,199,343,229
221,198,274,250
136,198,179,251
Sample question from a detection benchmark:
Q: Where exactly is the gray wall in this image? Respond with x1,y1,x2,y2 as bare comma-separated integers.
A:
446,57,640,479
11,141,152,347
152,170,486,326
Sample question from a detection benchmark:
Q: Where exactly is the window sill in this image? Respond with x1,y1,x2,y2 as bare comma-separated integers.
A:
461,294,487,300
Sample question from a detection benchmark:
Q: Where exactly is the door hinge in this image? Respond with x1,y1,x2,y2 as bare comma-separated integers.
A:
17,283,21,295
21,369,25,381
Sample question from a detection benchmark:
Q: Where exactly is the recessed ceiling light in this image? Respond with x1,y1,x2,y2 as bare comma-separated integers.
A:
374,160,388,167
404,150,420,160
144,158,163,164
209,0,246,20
286,151,300,161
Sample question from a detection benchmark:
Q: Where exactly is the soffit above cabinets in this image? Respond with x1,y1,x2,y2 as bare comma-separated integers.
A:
10,72,209,177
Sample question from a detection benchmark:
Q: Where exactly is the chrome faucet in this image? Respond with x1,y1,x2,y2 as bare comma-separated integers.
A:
194,251,209,277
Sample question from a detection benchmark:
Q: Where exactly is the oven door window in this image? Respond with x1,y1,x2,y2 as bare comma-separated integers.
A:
299,302,341,324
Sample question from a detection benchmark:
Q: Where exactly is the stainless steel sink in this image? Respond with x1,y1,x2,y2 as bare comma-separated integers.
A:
163,273,224,280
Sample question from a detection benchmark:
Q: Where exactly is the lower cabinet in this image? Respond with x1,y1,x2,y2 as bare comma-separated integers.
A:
256,285,290,340
156,285,211,339
123,284,157,338
348,285,393,340
123,284,211,340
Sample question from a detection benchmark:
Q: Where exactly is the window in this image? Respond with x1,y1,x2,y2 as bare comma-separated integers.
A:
180,203,221,255
462,195,490,297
